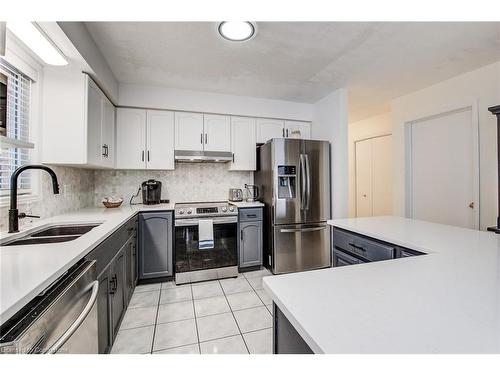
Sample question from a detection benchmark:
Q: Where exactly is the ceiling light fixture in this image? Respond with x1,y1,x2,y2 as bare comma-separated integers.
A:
6,22,68,66
218,21,256,42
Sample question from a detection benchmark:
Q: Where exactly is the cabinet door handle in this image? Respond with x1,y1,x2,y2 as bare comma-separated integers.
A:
102,144,107,157
241,230,244,241
348,242,366,252
282,128,285,137
147,150,150,162
205,133,208,144
232,153,234,163
200,133,203,144
142,150,145,162
286,129,289,137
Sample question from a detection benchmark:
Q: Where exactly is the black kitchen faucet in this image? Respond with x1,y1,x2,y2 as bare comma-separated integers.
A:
8,164,59,233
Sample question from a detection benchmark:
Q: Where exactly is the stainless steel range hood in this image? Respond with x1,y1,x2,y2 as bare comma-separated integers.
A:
174,150,233,163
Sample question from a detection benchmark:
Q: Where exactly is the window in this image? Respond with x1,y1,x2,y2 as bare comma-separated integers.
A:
0,58,32,197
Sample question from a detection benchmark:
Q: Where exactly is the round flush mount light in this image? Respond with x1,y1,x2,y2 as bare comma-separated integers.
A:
218,21,256,42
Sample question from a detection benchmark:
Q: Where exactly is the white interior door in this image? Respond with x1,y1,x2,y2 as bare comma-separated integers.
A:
355,139,373,217
256,118,284,143
408,107,478,229
230,116,256,171
372,135,393,216
174,112,204,151
116,108,146,169
204,114,231,152
147,110,175,170
355,134,393,217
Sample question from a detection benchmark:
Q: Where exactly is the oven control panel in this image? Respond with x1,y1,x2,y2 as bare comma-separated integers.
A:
175,203,237,218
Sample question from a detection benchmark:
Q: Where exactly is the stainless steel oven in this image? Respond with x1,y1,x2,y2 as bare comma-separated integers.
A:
174,202,238,284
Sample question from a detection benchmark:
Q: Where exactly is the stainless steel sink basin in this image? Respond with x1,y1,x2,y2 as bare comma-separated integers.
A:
1,223,101,247
30,224,99,237
3,236,81,246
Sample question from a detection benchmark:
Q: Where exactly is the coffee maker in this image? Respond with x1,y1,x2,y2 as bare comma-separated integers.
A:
141,179,162,205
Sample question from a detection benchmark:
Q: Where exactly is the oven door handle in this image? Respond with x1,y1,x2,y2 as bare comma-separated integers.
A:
175,217,238,226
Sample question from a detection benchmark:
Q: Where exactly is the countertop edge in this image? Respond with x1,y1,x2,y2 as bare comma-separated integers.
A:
0,205,175,324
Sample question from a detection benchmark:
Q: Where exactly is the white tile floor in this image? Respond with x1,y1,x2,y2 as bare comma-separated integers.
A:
111,268,274,354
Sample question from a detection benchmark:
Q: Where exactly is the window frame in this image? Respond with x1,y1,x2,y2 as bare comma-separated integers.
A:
0,31,42,208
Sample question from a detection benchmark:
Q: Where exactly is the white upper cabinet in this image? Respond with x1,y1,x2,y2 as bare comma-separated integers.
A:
256,118,285,143
284,120,311,139
147,110,175,170
101,96,116,168
116,108,175,170
175,112,204,151
230,116,256,171
86,80,104,167
116,108,146,169
204,114,231,152
42,72,116,168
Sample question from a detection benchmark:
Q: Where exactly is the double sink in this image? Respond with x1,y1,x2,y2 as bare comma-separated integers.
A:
2,224,101,247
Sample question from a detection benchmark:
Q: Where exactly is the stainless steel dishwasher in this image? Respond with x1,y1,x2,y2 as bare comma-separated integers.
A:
0,260,99,354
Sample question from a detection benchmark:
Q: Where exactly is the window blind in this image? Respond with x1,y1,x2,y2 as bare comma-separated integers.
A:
0,58,32,194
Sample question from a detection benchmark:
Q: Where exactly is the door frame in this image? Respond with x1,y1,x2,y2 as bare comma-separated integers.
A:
404,102,480,229
354,133,392,217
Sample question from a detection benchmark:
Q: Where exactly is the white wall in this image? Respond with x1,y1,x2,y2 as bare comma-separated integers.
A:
391,61,500,230
312,88,349,219
348,112,392,217
118,83,314,121
58,22,119,102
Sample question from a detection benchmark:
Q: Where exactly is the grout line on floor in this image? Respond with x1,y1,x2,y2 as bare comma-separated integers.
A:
219,279,250,354
149,287,162,354
190,283,202,354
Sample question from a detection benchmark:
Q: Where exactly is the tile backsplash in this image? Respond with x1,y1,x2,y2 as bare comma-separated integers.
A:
93,163,253,205
0,166,95,232
0,163,253,233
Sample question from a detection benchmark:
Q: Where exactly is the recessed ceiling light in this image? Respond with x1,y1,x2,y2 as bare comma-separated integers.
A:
218,21,256,42
7,22,68,66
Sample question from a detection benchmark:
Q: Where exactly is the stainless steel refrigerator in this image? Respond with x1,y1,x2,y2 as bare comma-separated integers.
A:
255,138,331,274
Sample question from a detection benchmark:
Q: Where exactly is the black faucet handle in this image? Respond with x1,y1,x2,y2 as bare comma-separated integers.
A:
18,212,41,219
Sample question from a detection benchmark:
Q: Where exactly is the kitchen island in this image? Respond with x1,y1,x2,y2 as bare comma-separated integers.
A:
263,216,500,353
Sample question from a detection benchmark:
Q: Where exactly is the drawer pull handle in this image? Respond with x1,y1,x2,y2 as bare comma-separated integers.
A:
348,242,366,252
247,214,257,218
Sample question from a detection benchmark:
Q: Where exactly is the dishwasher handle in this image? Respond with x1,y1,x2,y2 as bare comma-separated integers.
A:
45,280,99,354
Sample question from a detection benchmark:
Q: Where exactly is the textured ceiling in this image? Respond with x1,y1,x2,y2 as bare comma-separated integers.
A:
84,22,500,121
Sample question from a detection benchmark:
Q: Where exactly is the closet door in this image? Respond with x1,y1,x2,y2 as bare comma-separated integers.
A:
371,135,392,216
355,139,373,217
355,135,393,218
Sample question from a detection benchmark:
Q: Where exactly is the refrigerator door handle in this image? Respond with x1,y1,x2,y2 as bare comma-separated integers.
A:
305,153,311,210
299,154,306,210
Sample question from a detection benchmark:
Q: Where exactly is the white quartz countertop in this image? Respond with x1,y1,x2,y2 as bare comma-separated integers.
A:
0,203,174,324
229,201,264,208
263,216,500,353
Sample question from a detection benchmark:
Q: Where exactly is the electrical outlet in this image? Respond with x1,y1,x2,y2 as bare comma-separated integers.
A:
63,184,72,197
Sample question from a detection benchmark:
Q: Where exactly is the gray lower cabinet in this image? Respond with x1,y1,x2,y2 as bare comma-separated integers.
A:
110,248,125,337
238,208,263,270
138,211,173,279
85,215,138,353
96,264,112,354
